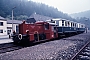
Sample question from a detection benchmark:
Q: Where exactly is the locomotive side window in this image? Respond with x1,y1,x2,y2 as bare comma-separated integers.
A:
54,27,57,32
56,20,59,26
51,26,57,32
44,23,49,30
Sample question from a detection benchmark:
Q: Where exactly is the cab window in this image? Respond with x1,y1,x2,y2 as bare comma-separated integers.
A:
44,23,49,30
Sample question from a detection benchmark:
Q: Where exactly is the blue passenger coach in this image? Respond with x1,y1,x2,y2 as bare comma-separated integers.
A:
76,23,85,33
46,18,85,37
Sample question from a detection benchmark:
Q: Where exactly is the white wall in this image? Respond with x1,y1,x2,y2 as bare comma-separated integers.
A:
0,20,7,35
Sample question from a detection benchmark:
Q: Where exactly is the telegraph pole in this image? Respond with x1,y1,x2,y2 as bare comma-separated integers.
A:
12,7,16,33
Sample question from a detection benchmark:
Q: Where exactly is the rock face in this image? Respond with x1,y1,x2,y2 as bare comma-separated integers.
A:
0,32,90,60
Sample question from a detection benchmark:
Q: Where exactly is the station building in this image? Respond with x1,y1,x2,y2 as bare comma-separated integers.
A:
0,16,7,35
0,16,22,35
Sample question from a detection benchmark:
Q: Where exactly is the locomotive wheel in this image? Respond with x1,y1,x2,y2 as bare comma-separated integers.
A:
12,35,20,44
20,35,30,46
39,33,46,40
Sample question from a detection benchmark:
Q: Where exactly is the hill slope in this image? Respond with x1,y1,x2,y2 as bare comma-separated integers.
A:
0,0,75,21
70,10,90,29
70,10,90,19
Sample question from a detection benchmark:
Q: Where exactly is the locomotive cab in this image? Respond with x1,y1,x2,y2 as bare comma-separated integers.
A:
35,21,58,40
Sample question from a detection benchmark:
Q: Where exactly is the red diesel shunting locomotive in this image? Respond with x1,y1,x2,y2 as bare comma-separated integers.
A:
12,21,58,45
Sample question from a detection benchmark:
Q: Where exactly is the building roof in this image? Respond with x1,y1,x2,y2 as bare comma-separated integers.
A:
27,18,36,23
0,16,6,21
29,13,53,22
7,20,22,24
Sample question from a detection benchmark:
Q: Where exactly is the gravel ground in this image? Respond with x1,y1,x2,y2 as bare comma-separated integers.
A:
0,32,90,60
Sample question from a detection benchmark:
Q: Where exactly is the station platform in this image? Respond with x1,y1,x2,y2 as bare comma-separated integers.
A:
0,35,13,44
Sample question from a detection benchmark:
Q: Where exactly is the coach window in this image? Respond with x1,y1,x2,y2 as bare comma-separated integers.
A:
68,22,70,27
56,21,59,26
44,23,49,30
71,23,72,27
73,23,74,27
81,25,83,28
0,22,3,26
0,30,3,33
65,21,67,26
75,23,76,27
62,20,64,26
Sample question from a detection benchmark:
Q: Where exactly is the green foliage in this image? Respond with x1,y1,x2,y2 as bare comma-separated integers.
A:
16,15,28,20
70,10,90,19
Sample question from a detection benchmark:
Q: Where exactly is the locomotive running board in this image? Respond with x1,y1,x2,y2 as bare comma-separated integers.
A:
33,39,48,43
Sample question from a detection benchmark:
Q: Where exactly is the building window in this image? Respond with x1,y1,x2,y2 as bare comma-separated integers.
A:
0,30,3,33
0,22,3,26
7,30,11,34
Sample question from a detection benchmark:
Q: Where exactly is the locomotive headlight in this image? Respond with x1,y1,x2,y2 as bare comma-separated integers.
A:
26,30,29,32
52,35,54,37
18,34,22,40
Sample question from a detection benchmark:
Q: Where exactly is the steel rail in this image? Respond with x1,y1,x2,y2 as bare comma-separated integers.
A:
70,40,90,60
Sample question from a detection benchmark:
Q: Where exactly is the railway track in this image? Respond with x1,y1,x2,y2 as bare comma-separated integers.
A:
0,42,24,54
70,40,90,60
